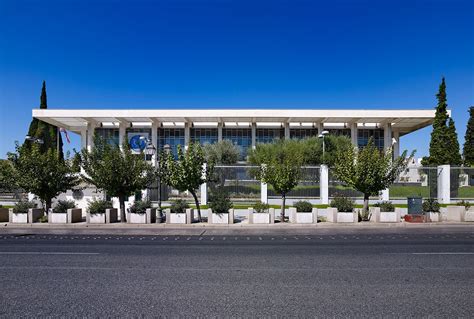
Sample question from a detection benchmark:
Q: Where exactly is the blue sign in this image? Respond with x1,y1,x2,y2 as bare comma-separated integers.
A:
129,134,146,152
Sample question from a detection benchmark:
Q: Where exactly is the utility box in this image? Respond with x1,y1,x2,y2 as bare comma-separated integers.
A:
407,196,423,214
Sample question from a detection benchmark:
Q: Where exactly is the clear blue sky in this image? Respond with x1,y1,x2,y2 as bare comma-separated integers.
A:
0,0,473,158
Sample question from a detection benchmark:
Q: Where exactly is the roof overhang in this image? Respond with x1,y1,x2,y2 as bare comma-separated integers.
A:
32,109,441,136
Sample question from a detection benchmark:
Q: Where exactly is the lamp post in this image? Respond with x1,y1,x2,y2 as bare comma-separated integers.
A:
318,130,329,163
25,136,44,144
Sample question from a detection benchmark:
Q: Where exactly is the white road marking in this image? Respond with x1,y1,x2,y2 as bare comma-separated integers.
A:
0,252,100,255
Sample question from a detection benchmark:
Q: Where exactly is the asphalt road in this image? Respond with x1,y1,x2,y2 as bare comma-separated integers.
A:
0,231,473,318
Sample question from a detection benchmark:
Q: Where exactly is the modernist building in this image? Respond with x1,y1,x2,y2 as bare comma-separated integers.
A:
32,109,437,161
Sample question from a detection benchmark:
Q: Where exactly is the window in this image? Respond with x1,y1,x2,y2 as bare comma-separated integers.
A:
327,129,351,138
290,128,318,139
158,128,185,158
222,128,252,160
357,129,384,150
256,128,284,144
94,128,119,146
190,128,218,145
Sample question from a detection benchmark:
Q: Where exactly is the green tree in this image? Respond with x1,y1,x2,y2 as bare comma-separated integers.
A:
9,143,79,213
248,139,305,222
463,107,474,166
0,159,18,192
160,143,212,222
300,135,353,165
79,137,156,222
24,81,64,158
332,138,414,214
447,118,462,165
203,140,240,165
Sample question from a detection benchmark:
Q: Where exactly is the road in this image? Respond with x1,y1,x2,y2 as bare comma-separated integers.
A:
0,230,473,318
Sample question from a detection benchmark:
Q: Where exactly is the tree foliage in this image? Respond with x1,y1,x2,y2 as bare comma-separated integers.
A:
79,136,156,222
23,81,64,159
9,142,79,213
160,143,212,222
463,106,474,166
332,138,414,214
0,159,18,192
248,139,305,222
203,140,240,165
300,135,353,165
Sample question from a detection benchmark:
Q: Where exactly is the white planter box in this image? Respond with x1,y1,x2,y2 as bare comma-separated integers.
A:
380,212,400,223
128,208,156,224
253,213,270,224
428,212,441,222
208,209,234,224
296,212,313,223
337,212,357,223
326,207,338,223
11,211,28,223
165,208,194,224
49,212,67,223
446,206,465,222
464,211,474,222
87,208,117,224
170,213,186,224
88,213,106,224
9,208,43,223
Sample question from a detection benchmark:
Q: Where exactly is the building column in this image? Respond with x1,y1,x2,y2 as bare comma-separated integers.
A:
184,122,190,150
320,164,329,204
438,165,451,204
119,122,127,150
80,129,87,151
86,122,97,152
284,123,290,140
151,121,158,165
316,123,323,135
383,123,392,150
393,131,400,159
217,122,223,142
251,122,256,149
350,123,358,147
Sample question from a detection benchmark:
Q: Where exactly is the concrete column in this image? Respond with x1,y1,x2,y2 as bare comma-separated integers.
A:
393,131,400,159
383,123,392,151
438,165,450,204
261,164,267,203
200,163,207,205
86,122,96,152
350,123,358,146
320,164,329,204
119,122,126,150
80,130,87,151
251,122,256,149
151,121,158,165
217,122,223,142
184,122,190,150
284,123,290,140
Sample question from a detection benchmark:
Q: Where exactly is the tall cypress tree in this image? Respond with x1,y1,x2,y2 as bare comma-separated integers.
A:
463,107,474,166
447,117,462,165
24,81,64,159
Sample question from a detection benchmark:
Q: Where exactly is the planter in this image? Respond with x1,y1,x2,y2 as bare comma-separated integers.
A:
9,208,43,223
427,212,441,222
128,208,157,224
0,208,9,222
248,208,275,224
370,207,400,223
289,207,317,224
446,206,465,222
465,210,474,222
166,208,193,224
326,208,357,223
49,208,83,224
208,209,234,224
86,208,118,224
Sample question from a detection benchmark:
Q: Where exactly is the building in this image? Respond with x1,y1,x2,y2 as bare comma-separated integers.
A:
32,109,438,161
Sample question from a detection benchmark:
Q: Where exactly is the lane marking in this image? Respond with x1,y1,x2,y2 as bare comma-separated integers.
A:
0,252,100,255
411,252,474,255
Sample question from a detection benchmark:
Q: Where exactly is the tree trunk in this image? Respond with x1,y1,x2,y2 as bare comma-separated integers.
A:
190,190,201,222
45,198,52,215
280,193,286,222
119,195,127,223
363,193,370,215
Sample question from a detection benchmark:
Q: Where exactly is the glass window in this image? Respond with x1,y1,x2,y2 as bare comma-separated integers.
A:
256,128,284,144
327,128,351,138
94,128,119,146
290,128,318,139
357,129,384,150
190,128,218,145
158,128,185,158
222,128,252,160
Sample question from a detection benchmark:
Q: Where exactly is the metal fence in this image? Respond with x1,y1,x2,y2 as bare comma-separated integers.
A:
210,165,261,201
389,166,438,200
268,166,320,199
450,167,474,200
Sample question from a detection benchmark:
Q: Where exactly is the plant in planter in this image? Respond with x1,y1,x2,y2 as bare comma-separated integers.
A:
49,200,81,223
373,201,395,212
294,200,313,212
53,200,76,214
254,201,270,214
328,194,357,223
208,190,233,224
422,198,440,222
290,200,316,224
10,200,40,223
249,201,274,224
457,200,474,222
87,198,116,224
167,199,191,224
371,201,400,223
128,200,156,224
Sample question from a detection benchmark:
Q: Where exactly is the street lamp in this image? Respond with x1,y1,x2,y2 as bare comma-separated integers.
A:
25,136,44,144
318,130,329,163
139,136,156,162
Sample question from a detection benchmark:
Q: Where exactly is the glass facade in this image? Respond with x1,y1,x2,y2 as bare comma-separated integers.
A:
222,128,252,160
256,128,284,144
94,128,119,146
158,128,185,158
290,128,318,139
190,128,218,145
327,128,351,138
357,129,384,150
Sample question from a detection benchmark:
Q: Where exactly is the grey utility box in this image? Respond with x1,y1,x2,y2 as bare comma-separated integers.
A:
407,196,423,214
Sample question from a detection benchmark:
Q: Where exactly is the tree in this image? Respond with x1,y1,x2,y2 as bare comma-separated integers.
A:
332,138,414,214
9,142,79,213
0,159,18,192
24,81,64,158
447,117,462,165
300,135,353,165
463,107,474,166
160,143,212,222
248,139,305,222
79,137,156,222
203,140,240,165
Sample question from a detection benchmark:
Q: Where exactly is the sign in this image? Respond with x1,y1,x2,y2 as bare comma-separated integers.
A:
128,132,149,154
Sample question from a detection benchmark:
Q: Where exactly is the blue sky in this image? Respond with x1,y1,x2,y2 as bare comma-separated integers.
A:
0,0,473,158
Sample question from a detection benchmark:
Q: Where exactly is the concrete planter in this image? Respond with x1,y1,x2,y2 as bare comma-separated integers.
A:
327,208,357,223
9,208,43,223
446,206,465,222
128,208,157,224
427,212,441,222
370,207,400,223
86,208,118,224
0,208,9,222
166,208,193,224
248,208,275,224
208,209,234,224
49,208,82,224
464,210,474,222
289,207,317,224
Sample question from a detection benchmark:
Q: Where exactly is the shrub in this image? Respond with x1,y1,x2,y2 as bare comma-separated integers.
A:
170,199,189,214
13,200,36,214
53,200,76,214
293,200,313,212
456,200,471,210
209,190,233,215
422,198,440,213
129,200,151,215
373,201,395,212
253,201,270,214
330,194,354,212
87,198,112,215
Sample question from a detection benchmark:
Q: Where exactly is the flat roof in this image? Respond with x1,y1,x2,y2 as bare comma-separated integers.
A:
32,109,440,136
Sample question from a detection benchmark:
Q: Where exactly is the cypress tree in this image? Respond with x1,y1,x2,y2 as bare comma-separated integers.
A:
447,117,462,165
463,107,474,166
24,81,64,159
